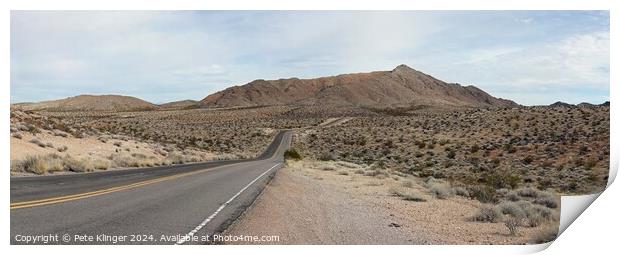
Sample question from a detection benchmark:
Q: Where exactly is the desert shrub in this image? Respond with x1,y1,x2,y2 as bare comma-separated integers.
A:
485,171,521,189
26,125,41,134
113,141,123,147
504,216,522,236
165,152,186,164
92,159,111,170
336,161,360,168
364,169,388,178
11,154,64,174
497,201,526,219
418,169,434,178
389,187,427,202
29,138,46,148
584,157,597,170
321,165,336,171
354,169,365,174
284,148,302,160
337,170,349,175
12,132,23,139
110,153,140,167
429,183,454,199
130,154,159,167
57,145,68,152
417,141,426,149
531,226,558,244
52,130,69,137
470,144,480,153
505,191,521,201
517,187,540,198
401,180,414,188
522,155,534,164
318,152,336,161
64,157,95,172
365,181,382,186
45,142,54,148
515,201,556,227
446,150,456,159
504,144,517,153
154,148,168,157
454,187,470,197
472,205,503,223
534,196,559,209
469,185,498,203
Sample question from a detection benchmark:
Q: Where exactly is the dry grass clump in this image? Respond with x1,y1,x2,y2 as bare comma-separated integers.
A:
472,205,503,223
364,169,390,178
530,226,558,244
93,159,111,170
11,154,69,174
12,132,23,139
504,216,521,236
321,165,336,171
336,161,361,168
389,186,427,202
64,157,95,172
109,153,162,168
29,138,46,148
365,180,383,186
421,178,454,199
453,186,469,197
401,180,414,188
428,183,454,199
52,129,69,137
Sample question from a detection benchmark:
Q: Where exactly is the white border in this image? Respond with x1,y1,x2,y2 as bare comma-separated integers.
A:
2,1,616,254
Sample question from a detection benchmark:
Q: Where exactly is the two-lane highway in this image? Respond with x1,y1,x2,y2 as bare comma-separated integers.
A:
10,131,292,245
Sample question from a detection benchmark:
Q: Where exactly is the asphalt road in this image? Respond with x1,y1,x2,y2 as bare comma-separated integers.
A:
10,131,292,245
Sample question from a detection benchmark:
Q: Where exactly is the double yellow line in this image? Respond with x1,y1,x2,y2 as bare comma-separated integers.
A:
10,168,211,210
11,132,290,210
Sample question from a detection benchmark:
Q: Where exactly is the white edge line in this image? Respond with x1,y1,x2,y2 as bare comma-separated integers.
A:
175,163,281,245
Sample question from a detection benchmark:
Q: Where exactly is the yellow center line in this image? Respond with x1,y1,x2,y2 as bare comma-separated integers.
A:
10,132,289,210
10,161,247,210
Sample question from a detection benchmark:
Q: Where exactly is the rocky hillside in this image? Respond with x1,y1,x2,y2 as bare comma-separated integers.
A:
12,95,159,112
159,100,198,109
200,65,518,109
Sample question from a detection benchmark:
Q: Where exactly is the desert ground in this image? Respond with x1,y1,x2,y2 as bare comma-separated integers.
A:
225,160,558,244
10,102,608,244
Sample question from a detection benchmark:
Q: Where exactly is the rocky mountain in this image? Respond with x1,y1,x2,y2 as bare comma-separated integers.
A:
159,100,199,110
199,64,518,109
549,101,575,108
12,95,159,112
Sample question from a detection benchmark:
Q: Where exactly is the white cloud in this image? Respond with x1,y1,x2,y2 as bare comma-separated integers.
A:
10,11,609,105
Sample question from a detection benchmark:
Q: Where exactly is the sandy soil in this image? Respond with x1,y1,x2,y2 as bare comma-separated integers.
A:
225,160,557,245
10,131,217,176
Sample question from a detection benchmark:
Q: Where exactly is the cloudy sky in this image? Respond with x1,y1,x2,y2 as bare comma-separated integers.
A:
11,11,609,105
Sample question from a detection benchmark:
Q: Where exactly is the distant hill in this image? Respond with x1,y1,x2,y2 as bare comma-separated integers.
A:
199,64,518,109
549,101,575,108
159,100,198,109
12,95,158,112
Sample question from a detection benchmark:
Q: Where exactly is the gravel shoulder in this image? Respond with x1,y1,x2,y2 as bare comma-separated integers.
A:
224,160,557,245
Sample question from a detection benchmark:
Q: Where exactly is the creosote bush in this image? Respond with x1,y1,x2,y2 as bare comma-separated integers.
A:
284,148,302,160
